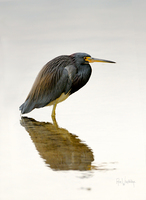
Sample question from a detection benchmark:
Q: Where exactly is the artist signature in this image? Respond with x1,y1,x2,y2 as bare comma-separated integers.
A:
116,178,135,187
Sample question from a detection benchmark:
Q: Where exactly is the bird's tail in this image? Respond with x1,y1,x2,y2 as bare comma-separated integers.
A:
19,99,35,114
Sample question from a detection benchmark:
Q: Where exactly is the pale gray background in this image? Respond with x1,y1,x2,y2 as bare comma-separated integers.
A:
0,0,146,199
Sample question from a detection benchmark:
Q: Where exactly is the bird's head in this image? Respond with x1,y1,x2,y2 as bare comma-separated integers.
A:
70,52,116,65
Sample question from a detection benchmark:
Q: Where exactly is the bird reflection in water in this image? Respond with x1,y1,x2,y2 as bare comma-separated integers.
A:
20,117,94,171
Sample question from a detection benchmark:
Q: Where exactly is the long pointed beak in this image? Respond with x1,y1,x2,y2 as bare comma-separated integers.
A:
85,57,116,64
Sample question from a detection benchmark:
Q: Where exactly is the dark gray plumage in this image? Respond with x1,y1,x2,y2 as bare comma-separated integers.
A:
19,52,115,116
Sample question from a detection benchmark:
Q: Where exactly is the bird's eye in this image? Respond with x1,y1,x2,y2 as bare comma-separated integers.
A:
84,57,89,62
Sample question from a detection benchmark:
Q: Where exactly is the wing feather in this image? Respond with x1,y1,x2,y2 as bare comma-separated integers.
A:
20,56,76,114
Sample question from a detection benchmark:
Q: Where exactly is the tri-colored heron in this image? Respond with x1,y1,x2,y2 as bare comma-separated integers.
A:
19,52,115,117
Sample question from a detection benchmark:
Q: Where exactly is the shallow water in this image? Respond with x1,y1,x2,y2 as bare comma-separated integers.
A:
1,0,146,199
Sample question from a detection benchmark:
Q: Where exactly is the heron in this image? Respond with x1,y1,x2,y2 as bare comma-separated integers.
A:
19,52,115,118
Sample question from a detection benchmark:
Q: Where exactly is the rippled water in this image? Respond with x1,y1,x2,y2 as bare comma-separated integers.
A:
1,0,146,199
20,116,95,171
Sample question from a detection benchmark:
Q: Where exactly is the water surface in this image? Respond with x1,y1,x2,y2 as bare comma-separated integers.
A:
0,0,146,199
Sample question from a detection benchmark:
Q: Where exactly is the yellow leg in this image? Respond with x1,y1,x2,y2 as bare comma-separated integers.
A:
51,103,57,118
51,103,58,128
